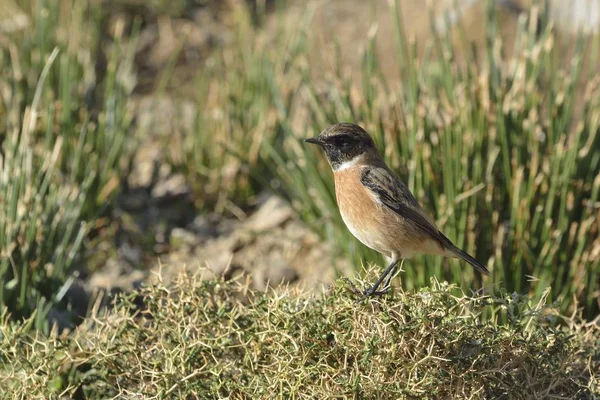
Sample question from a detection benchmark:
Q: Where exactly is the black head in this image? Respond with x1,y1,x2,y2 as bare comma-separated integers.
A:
304,123,377,169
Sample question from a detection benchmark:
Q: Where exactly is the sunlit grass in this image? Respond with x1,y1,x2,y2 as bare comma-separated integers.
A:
2,271,597,398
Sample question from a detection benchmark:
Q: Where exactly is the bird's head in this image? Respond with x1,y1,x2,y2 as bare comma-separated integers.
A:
304,123,377,170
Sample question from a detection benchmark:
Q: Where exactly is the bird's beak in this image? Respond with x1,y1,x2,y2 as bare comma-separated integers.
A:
304,137,325,146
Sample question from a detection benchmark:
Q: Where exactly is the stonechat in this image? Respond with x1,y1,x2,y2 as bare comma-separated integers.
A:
304,123,489,297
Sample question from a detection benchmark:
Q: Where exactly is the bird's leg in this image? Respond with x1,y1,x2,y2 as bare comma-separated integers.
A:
362,259,399,297
380,262,400,292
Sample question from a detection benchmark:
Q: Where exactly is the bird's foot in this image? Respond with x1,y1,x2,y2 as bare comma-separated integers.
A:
360,284,391,298
344,278,391,301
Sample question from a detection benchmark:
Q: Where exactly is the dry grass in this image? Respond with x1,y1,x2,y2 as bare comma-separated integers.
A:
1,269,598,399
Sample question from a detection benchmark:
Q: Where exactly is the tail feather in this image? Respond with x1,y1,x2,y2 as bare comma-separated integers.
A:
450,246,490,276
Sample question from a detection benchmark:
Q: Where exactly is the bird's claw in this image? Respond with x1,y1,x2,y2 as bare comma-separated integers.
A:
344,278,391,302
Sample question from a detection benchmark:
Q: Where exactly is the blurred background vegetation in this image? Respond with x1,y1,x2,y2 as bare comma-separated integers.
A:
0,0,598,328
0,0,599,397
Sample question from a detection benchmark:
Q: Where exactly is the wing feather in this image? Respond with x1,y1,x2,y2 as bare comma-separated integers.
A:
360,167,451,249
360,166,489,275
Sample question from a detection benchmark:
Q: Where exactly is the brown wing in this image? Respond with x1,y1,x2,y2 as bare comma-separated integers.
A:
360,166,450,249
360,166,490,275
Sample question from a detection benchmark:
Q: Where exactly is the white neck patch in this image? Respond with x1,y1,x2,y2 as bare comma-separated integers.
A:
334,155,362,171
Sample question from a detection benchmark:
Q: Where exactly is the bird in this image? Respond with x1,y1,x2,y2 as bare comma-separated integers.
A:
304,123,489,297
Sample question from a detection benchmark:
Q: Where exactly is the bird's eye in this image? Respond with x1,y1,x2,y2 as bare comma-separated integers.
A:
335,136,350,147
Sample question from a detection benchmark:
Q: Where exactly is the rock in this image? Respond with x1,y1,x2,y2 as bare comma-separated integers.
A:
87,261,147,293
215,217,240,236
151,173,190,199
244,196,294,232
127,145,161,189
254,256,299,290
194,239,235,277
170,227,201,248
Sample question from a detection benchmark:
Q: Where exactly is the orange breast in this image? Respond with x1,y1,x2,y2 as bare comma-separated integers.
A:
334,165,395,257
333,165,445,260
